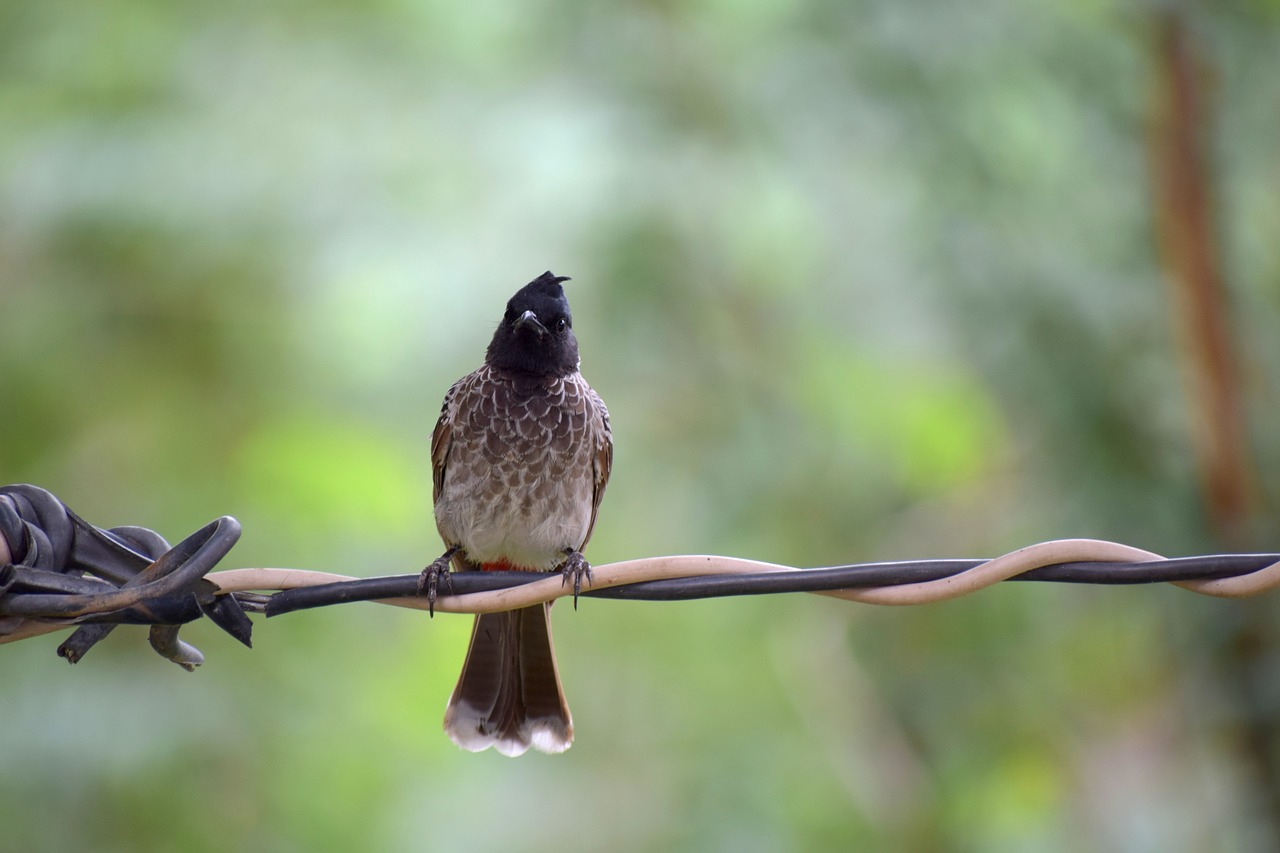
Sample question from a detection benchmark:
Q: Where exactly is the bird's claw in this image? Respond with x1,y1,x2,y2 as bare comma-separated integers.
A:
560,550,592,610
417,549,457,617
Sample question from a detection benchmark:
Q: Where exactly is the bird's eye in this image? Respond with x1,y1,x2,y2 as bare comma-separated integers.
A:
554,317,568,333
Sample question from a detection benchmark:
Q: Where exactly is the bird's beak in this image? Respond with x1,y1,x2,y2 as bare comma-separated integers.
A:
514,310,548,336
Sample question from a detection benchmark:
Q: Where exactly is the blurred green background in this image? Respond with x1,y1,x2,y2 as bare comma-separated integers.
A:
3,0,1280,850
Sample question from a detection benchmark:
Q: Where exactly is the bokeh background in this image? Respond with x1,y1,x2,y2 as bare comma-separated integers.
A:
3,1,1280,850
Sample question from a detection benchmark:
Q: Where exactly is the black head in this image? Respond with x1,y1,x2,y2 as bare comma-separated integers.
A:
484,271,580,377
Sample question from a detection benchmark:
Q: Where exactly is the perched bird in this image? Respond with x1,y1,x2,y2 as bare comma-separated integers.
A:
421,271,613,756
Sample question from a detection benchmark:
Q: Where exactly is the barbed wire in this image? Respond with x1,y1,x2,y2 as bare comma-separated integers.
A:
3,484,1278,668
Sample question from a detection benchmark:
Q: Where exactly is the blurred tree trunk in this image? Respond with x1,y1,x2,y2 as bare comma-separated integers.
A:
1148,10,1254,542
1148,9,1278,842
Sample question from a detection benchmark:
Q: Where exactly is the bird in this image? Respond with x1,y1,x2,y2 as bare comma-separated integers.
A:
420,271,613,756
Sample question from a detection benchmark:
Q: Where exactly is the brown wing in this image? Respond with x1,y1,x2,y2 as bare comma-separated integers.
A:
579,386,613,550
430,376,468,503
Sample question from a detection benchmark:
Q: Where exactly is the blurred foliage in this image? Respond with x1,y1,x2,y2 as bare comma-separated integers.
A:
3,0,1280,850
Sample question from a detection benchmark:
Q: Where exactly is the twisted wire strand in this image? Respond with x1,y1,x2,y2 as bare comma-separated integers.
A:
5,480,1280,665
198,538,1280,620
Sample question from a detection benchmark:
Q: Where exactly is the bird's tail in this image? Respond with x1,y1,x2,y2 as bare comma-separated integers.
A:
443,603,573,756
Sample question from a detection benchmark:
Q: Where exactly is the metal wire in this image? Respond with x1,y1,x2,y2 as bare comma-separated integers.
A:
3,483,1279,667
257,552,1280,617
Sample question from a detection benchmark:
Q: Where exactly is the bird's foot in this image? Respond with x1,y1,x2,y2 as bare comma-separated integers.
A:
560,549,593,610
417,548,458,617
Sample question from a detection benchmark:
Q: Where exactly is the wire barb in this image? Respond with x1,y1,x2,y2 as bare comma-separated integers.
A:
0,485,250,665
